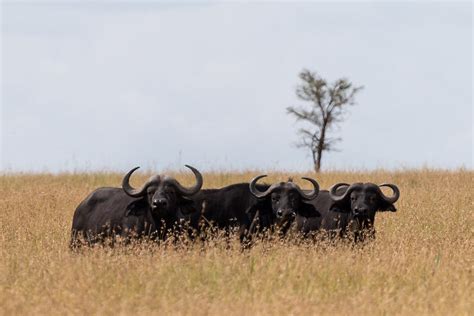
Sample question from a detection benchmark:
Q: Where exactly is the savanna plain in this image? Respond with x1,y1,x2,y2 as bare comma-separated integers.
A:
0,169,472,315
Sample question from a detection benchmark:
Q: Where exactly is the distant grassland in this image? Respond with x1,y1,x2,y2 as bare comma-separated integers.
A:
0,169,472,315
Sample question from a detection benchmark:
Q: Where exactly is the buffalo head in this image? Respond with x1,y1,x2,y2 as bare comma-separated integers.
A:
249,175,320,229
122,165,203,217
329,182,400,218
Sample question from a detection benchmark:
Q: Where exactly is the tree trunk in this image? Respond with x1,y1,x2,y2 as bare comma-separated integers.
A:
312,140,323,173
311,150,318,173
315,148,322,172
314,122,327,173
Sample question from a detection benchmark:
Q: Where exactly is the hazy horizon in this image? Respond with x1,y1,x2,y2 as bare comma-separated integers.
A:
2,2,472,173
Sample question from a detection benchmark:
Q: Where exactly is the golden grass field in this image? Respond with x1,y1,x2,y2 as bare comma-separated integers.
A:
0,169,472,315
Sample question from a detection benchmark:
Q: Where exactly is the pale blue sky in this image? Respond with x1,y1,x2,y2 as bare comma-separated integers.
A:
1,1,472,172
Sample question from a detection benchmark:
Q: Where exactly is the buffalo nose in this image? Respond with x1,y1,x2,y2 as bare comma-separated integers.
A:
354,207,367,214
276,210,283,217
153,199,168,208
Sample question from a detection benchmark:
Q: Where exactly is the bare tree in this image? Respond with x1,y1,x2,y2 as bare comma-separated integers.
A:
287,69,363,172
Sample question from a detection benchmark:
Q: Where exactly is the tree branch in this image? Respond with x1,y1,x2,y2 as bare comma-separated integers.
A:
287,69,362,171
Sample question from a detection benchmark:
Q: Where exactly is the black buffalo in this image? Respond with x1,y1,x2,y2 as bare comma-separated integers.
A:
247,175,321,237
186,175,320,245
297,182,400,242
70,165,203,248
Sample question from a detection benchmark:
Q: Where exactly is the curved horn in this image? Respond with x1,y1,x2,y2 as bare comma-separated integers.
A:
329,183,353,202
167,165,203,196
297,177,320,200
249,175,276,199
378,183,400,204
122,167,150,197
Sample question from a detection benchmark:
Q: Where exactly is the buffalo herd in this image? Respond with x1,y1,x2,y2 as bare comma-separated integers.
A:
70,165,400,249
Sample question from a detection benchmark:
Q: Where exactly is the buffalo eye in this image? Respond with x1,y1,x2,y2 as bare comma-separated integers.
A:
272,196,280,202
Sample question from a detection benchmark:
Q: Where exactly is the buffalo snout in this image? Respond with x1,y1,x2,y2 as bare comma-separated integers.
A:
276,208,297,220
353,206,369,216
152,198,168,209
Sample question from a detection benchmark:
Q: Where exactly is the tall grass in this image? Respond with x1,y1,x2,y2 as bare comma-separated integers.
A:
0,170,472,315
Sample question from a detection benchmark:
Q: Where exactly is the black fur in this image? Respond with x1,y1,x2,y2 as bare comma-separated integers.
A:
297,184,399,242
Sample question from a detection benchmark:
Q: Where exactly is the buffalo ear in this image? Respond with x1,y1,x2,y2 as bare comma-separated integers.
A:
178,197,198,215
378,200,397,212
299,201,321,217
245,202,258,215
125,198,148,217
254,198,272,216
246,199,273,228
250,204,274,229
329,199,350,213
244,204,260,226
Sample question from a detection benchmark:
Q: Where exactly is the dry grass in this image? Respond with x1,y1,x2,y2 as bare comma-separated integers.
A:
0,169,472,315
